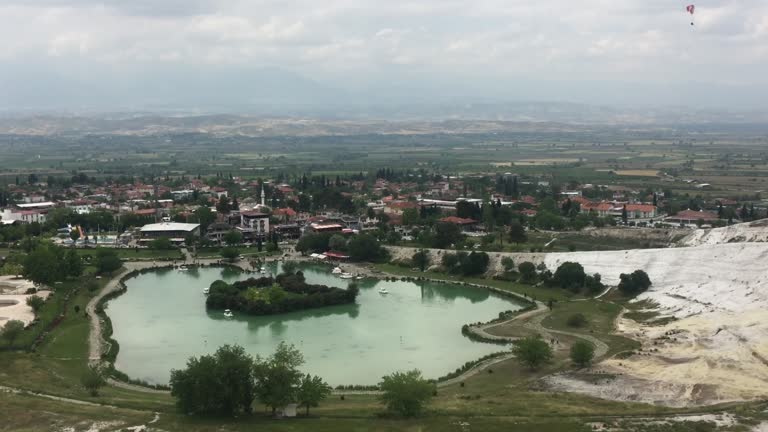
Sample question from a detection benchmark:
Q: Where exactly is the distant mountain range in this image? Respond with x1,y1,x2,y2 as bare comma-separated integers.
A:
0,108,766,137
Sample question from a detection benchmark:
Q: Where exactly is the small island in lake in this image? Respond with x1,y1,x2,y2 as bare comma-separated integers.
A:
205,271,359,315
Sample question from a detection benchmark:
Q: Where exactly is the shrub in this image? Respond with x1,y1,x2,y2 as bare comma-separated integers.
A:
566,313,588,328
25,295,45,314
518,262,537,284
512,336,553,370
378,369,435,417
618,270,652,296
570,340,595,367
80,367,105,396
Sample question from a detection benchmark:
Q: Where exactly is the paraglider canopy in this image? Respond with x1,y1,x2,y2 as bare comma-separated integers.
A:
686,4,695,26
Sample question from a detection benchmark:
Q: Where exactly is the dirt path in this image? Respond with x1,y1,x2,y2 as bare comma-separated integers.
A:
524,313,610,358
87,263,151,363
468,302,548,342
0,384,118,408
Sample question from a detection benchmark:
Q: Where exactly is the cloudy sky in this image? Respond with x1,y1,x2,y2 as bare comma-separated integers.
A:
0,0,766,111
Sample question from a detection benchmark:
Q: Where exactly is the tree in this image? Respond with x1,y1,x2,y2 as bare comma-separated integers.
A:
193,206,216,231
216,196,230,214
221,247,239,262
412,249,429,272
25,295,45,314
1,319,24,347
566,313,588,328
295,233,331,255
281,261,298,275
347,234,386,262
432,222,462,249
253,342,305,416
552,262,586,292
618,270,652,296
621,205,628,224
0,263,23,276
23,244,65,285
378,369,435,417
69,229,80,244
508,221,527,243
223,230,243,246
328,234,347,251
511,336,553,370
296,374,331,416
149,236,174,250
518,262,537,284
501,256,515,273
570,340,595,368
80,367,105,396
65,249,83,278
459,251,489,276
170,345,255,415
95,248,122,274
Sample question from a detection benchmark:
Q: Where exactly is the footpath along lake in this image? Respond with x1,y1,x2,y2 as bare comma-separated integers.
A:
107,263,523,385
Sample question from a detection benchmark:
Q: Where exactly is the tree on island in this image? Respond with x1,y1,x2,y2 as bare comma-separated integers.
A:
378,369,435,417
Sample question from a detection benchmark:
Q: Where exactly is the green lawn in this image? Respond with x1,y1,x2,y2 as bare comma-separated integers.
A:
541,299,640,357
374,263,574,302
75,247,183,260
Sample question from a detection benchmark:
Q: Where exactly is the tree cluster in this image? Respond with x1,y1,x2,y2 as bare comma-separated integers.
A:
618,270,652,296
170,343,331,417
23,244,83,285
206,272,359,315
440,251,490,276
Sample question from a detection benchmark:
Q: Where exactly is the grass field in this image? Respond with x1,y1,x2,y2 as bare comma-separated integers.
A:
374,263,574,302
75,247,183,260
0,258,758,431
540,299,641,357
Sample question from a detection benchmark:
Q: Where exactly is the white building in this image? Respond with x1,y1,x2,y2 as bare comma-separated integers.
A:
139,222,201,244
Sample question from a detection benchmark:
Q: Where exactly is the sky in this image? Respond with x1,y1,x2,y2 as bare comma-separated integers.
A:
0,0,767,111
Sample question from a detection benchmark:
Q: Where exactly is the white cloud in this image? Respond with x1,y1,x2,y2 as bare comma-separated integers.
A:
0,0,766,107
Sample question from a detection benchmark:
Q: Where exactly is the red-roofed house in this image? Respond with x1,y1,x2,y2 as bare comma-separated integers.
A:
273,207,297,222
666,210,719,224
624,204,657,219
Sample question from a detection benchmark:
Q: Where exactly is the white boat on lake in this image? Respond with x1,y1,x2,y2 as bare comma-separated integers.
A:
378,288,389,294
178,265,189,271
331,267,343,275
223,309,234,318
340,273,354,279
203,287,209,295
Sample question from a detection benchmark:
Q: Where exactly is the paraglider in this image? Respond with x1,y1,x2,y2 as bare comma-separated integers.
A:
686,4,695,26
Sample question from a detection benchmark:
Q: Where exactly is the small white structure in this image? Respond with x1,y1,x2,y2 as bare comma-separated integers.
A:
279,403,297,418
